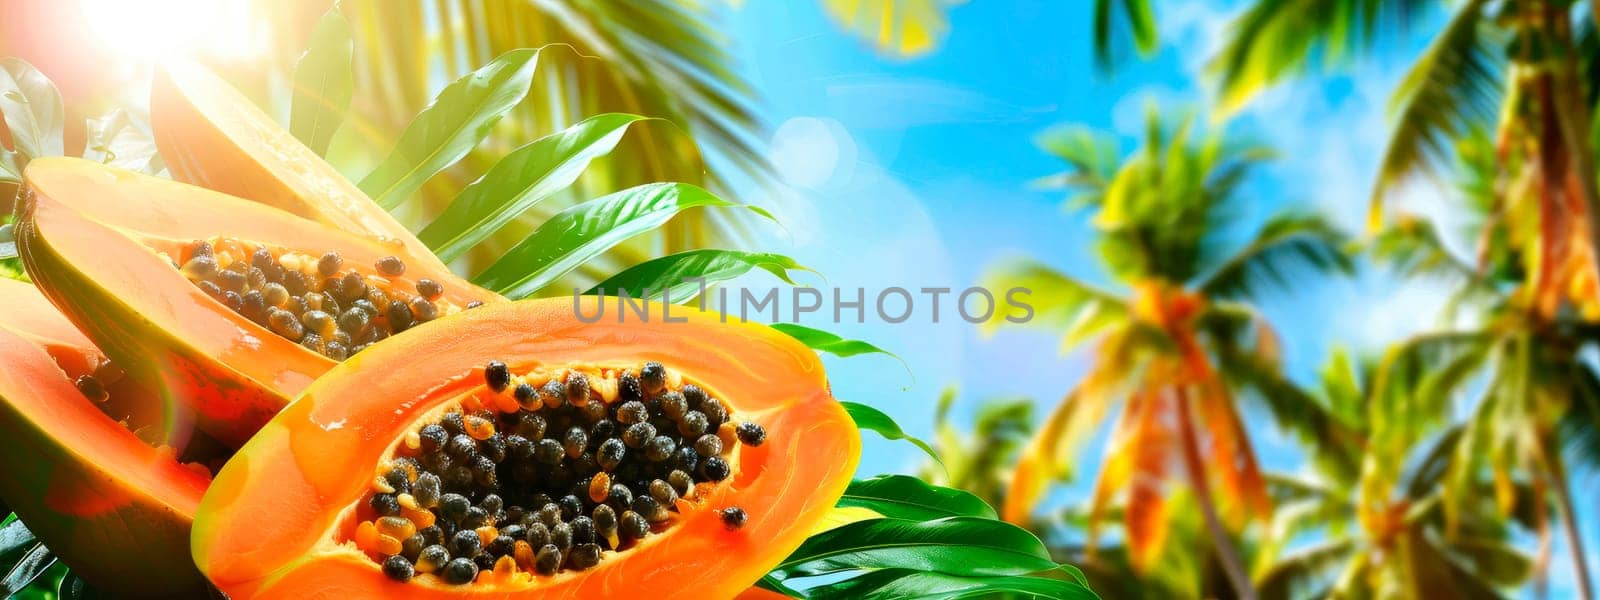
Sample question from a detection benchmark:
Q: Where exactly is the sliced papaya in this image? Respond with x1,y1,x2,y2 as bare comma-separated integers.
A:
14,157,500,447
0,278,212,597
151,58,447,272
192,297,859,598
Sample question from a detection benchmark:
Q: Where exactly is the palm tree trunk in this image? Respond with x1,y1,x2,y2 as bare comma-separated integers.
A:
1174,386,1258,600
1544,444,1595,600
1550,3,1600,291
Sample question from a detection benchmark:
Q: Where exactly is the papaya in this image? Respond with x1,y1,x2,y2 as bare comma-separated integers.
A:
13,157,500,447
0,278,212,597
150,58,448,272
191,297,859,598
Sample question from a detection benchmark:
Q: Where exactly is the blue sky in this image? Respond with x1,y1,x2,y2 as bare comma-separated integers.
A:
722,0,1597,594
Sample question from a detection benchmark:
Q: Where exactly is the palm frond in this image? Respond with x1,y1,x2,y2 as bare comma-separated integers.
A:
1368,0,1500,224
245,0,769,280
1194,213,1353,300
1091,0,1158,73
1210,0,1431,114
1257,539,1356,600
818,0,960,58
978,257,1127,350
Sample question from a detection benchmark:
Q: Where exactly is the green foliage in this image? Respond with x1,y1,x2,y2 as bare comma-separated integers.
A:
923,391,1035,509
1091,0,1158,72
471,182,769,298
1367,0,1500,215
421,113,651,262
840,401,943,470
839,475,998,521
588,250,809,302
289,5,355,157
1210,0,1430,113
362,48,542,210
0,58,64,162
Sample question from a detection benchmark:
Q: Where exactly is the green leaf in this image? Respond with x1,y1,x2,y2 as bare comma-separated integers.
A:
837,475,998,521
773,516,1058,578
81,109,164,175
0,58,64,159
770,323,902,360
362,48,541,210
0,150,18,182
805,568,1098,600
1,543,55,596
421,113,649,261
587,249,809,302
0,519,34,559
473,182,767,298
0,223,14,260
289,5,355,156
840,401,942,469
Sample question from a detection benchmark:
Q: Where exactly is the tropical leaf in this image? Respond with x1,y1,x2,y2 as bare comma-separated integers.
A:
802,568,1098,599
770,516,1059,579
769,323,908,373
0,223,14,260
1257,539,1355,600
1367,0,1499,225
1210,0,1430,114
0,519,33,559
837,475,998,521
362,47,542,210
0,543,55,596
979,257,1126,349
1034,125,1122,198
473,183,766,298
840,401,942,469
587,249,808,302
81,109,163,175
421,113,651,261
819,0,958,58
1195,213,1352,300
1091,0,1158,72
0,57,64,160
289,5,356,156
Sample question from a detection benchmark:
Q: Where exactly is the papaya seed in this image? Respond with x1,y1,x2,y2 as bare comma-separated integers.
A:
354,363,753,582
533,544,561,576
381,555,414,582
376,255,406,277
74,375,107,403
720,507,748,531
416,278,443,300
443,557,478,585
483,360,511,392
736,422,767,447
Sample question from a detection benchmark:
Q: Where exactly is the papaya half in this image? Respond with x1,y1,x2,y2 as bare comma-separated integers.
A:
150,58,448,272
0,278,212,598
192,297,859,598
13,157,500,447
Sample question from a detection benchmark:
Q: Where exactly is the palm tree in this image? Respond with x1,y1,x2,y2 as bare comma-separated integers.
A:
919,388,1036,510
1360,129,1600,598
1255,348,1533,598
1211,0,1600,322
983,107,1352,599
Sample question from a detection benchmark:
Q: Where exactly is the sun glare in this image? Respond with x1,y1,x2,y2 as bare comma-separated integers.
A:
79,0,264,61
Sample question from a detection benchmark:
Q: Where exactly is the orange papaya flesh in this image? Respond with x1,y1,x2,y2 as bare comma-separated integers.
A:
0,279,213,597
192,297,860,599
14,157,500,447
0,277,167,444
151,58,448,272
